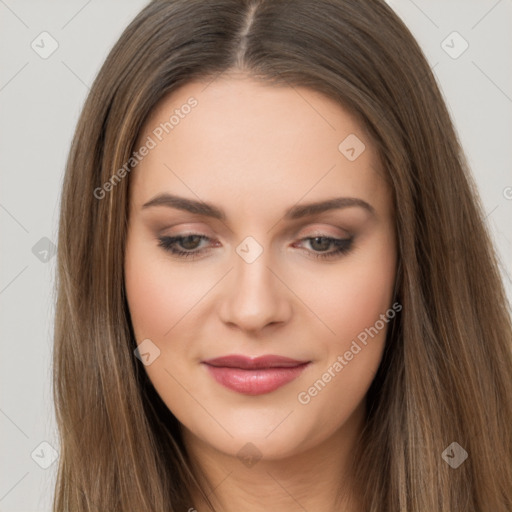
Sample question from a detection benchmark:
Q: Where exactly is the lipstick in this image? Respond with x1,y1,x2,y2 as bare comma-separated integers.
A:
202,355,310,395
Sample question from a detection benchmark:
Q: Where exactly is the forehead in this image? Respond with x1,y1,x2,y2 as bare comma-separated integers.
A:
130,73,390,219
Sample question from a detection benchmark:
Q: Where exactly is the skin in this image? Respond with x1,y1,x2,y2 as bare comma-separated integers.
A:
124,72,397,512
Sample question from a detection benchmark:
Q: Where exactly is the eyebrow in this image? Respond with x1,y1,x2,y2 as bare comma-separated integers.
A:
141,193,375,220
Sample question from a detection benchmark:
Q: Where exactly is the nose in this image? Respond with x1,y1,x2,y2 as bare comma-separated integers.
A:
218,245,292,333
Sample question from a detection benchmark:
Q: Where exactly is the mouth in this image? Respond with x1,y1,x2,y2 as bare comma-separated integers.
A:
202,355,311,395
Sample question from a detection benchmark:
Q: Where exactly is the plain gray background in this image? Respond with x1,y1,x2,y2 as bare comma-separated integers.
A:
0,1,511,510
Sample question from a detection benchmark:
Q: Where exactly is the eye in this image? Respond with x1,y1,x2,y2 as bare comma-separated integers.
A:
157,234,213,259
294,236,353,260
157,234,354,261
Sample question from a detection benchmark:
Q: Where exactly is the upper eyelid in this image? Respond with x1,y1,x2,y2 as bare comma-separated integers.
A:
160,222,352,239
160,231,350,240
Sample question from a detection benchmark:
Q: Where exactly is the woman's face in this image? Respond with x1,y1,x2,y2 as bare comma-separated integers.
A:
125,73,397,462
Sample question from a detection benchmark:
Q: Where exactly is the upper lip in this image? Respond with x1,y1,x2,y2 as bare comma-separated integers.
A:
202,355,309,369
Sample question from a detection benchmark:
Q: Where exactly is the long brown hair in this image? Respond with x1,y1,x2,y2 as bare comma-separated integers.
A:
53,0,512,509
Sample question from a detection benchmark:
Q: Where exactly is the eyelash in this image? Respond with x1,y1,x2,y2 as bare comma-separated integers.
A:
157,233,353,261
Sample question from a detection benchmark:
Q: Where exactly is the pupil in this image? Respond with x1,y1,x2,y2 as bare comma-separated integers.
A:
311,237,330,251
181,235,201,250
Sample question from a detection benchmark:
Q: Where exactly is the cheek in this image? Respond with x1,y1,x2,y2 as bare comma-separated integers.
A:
124,234,211,341
124,257,171,341
291,234,396,423
291,232,397,347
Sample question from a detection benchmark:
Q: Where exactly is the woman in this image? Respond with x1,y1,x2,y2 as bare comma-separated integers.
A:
53,0,512,510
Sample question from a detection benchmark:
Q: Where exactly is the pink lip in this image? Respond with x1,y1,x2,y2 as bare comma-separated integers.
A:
202,355,310,395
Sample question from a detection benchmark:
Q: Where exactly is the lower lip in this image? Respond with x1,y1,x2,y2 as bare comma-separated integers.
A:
203,363,310,395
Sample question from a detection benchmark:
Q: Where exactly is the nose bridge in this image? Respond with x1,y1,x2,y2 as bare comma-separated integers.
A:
219,237,290,331
235,248,274,296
